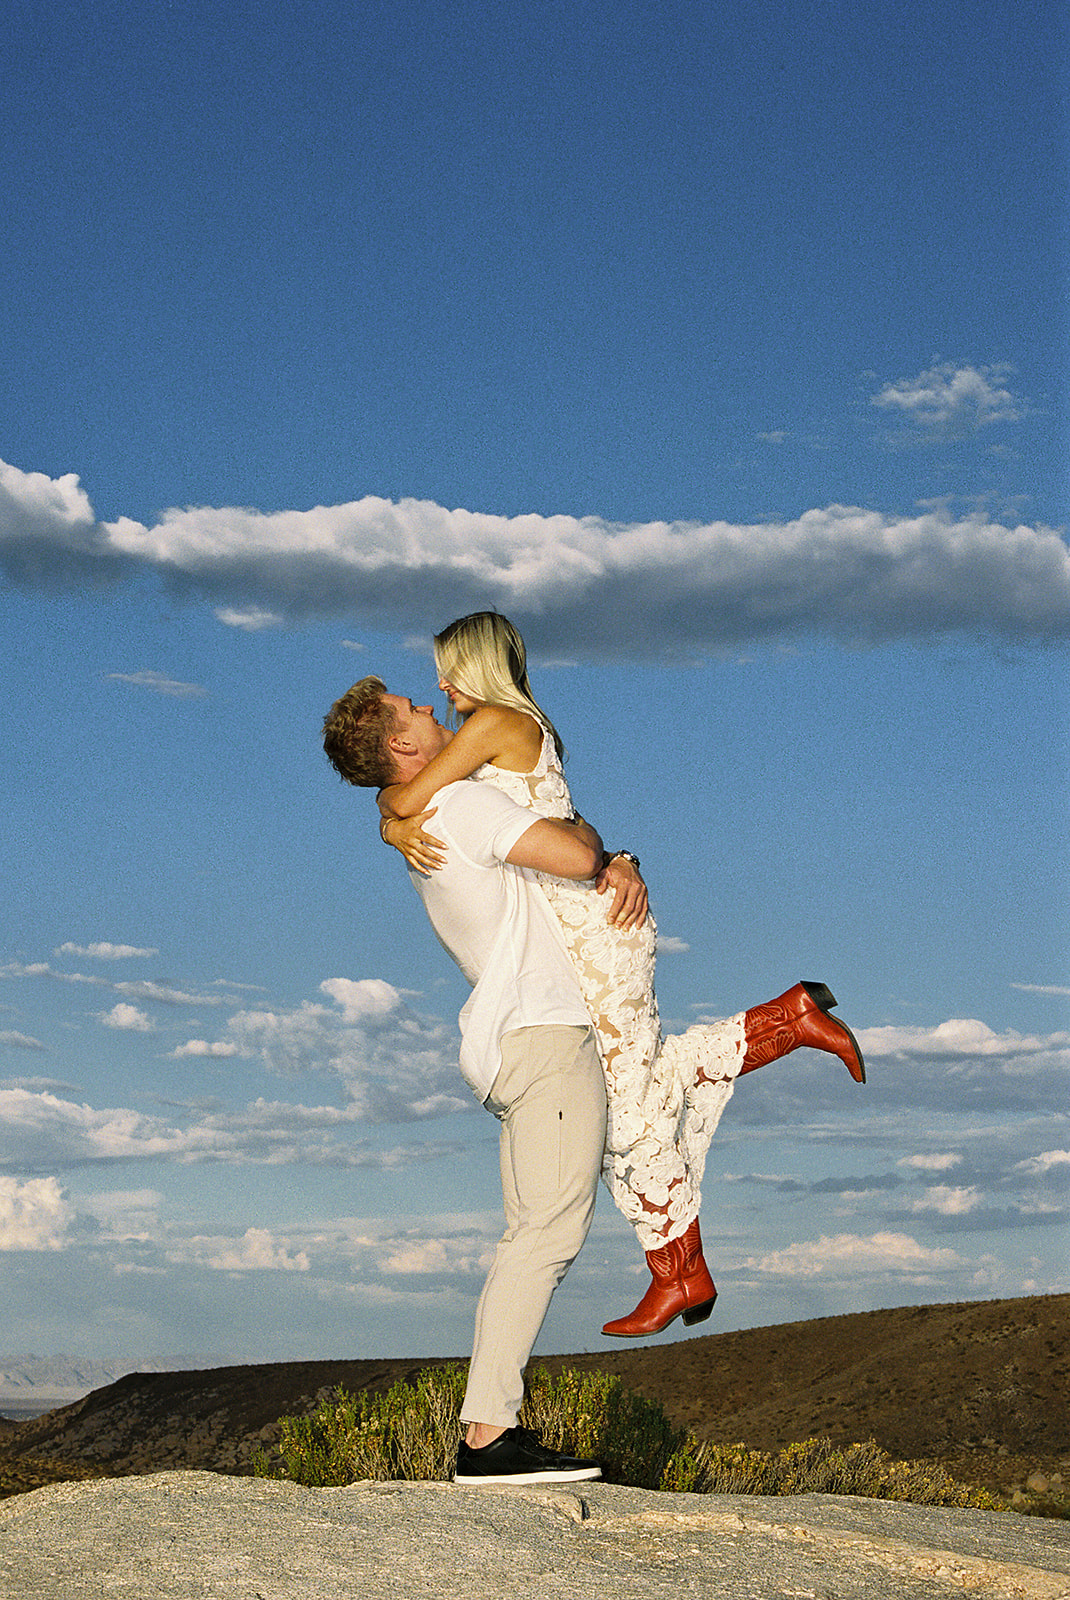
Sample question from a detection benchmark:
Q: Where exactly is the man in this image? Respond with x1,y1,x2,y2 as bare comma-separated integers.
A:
323,677,620,1486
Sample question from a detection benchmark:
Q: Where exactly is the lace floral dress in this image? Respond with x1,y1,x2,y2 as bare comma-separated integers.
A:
472,728,745,1251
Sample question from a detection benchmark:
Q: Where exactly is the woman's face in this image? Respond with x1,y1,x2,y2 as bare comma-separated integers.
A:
438,676,482,716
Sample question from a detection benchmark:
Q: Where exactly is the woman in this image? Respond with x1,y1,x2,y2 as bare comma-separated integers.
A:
377,613,865,1337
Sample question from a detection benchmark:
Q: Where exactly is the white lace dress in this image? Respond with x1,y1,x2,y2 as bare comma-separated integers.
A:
472,729,745,1251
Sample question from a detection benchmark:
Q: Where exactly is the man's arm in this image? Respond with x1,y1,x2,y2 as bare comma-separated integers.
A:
505,816,603,880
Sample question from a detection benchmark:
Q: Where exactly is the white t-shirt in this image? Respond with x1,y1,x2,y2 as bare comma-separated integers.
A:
410,780,590,1100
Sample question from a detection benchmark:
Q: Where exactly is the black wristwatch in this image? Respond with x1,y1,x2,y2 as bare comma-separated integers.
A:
608,850,641,871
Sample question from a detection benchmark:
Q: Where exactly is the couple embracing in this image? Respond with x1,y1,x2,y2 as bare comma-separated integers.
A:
322,612,865,1487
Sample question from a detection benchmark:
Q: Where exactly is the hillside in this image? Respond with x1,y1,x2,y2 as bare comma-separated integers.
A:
2,1293,1066,1509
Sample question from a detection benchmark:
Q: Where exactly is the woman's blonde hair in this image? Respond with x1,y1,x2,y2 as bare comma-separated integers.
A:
433,612,564,760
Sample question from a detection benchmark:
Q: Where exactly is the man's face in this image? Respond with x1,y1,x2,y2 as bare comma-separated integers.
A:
381,692,452,767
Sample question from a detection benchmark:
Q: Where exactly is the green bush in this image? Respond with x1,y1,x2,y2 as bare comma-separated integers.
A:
661,1438,776,1495
256,1364,469,1486
768,1437,1001,1508
254,1363,1000,1510
519,1366,684,1490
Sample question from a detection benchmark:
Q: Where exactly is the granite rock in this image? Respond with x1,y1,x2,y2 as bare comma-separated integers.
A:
1,1471,1068,1600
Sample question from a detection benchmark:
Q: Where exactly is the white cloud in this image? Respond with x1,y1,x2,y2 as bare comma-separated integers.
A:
656,936,690,955
0,1031,45,1052
320,977,403,1023
909,1185,982,1216
0,1175,72,1251
104,670,206,698
171,1039,240,1058
0,458,122,587
214,1101,462,1168
1,457,1066,653
379,1236,494,1277
6,959,474,1164
1014,1150,1070,1178
56,943,158,960
872,363,1023,437
722,1169,902,1198
1011,983,1070,997
323,1214,500,1285
0,1084,461,1170
98,1003,154,1032
898,1152,962,1172
78,1189,164,1241
1,961,105,986
710,1015,1067,1125
228,987,469,1122
0,1075,78,1094
112,981,222,1007
0,1087,229,1166
741,1231,961,1278
224,1001,336,1072
214,606,282,630
856,1019,1069,1060
2,962,220,1007
175,1226,310,1272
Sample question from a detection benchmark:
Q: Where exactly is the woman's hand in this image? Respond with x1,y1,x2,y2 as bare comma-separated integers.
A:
381,809,446,874
595,855,649,930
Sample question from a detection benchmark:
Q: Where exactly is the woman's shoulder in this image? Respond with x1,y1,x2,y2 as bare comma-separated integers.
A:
470,704,544,761
467,703,539,735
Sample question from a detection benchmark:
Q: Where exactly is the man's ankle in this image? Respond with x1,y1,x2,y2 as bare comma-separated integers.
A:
465,1422,508,1450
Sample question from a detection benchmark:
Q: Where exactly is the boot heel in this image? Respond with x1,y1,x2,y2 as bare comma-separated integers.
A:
681,1296,716,1326
802,980,837,1011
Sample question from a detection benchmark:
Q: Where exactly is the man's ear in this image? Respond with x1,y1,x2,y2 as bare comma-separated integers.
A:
386,731,414,755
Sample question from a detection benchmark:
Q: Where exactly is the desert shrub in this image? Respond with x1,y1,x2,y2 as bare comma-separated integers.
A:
659,1436,1000,1506
257,1364,468,1486
520,1366,685,1490
661,1439,777,1495
0,1452,105,1499
770,1437,1002,1507
866,1452,1001,1510
255,1365,683,1489
254,1364,1001,1510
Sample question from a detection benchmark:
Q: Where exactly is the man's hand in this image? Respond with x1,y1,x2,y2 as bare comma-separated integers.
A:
595,855,649,931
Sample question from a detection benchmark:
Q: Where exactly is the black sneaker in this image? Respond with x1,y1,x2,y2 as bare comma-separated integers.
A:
453,1426,602,1485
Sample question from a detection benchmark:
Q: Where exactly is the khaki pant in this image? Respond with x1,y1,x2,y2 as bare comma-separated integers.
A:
461,1024,606,1428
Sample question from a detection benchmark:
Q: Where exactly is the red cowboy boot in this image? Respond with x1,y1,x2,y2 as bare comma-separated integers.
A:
602,1218,717,1338
740,981,865,1082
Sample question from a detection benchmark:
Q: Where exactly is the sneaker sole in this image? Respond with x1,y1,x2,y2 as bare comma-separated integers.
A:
453,1466,602,1485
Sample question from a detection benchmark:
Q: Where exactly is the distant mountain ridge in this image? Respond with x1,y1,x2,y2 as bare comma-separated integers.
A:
0,1355,216,1400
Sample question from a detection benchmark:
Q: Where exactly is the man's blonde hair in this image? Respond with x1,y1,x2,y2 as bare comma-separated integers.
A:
322,676,399,788
433,612,564,759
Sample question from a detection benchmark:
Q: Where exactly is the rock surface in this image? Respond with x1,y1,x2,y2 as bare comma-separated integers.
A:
1,1472,1068,1599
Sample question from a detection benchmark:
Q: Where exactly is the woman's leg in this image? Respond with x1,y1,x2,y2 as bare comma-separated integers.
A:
537,885,700,1250
538,885,865,1338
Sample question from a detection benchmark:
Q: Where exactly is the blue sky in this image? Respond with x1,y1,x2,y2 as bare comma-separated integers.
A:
0,0,1066,1373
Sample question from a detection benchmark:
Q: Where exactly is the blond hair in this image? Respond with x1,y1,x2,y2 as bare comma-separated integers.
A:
321,676,399,787
433,612,564,760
